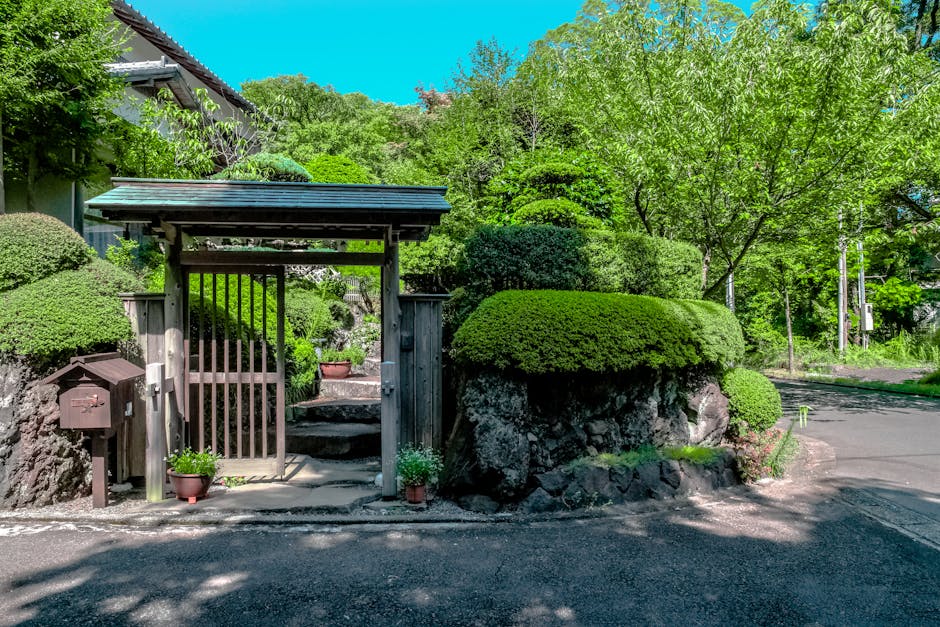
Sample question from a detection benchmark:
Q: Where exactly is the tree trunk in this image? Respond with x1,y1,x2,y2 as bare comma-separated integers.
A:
0,109,5,215
785,285,795,374
26,150,38,213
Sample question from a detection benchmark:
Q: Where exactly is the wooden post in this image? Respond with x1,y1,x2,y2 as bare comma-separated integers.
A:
164,227,186,455
146,362,167,502
91,433,109,508
381,229,401,499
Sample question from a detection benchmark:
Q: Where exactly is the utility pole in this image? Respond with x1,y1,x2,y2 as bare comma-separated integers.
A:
857,203,868,350
838,207,847,355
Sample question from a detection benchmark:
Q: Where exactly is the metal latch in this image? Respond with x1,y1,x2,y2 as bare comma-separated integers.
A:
381,380,396,396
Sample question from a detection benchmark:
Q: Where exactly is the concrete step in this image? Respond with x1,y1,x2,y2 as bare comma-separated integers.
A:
291,398,381,424
286,421,381,459
319,375,380,400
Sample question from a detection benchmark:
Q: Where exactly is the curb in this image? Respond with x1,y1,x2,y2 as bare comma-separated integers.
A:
769,375,940,399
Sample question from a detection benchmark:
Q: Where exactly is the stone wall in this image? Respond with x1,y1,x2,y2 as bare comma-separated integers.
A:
442,368,732,504
0,359,90,509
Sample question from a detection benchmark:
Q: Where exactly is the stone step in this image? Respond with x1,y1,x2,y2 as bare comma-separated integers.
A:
290,398,380,424
286,422,381,459
319,375,380,400
357,357,381,377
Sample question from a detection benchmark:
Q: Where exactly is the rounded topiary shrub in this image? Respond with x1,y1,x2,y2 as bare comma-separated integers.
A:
452,290,743,374
215,153,312,182
0,261,140,367
721,368,782,433
0,213,92,292
512,199,604,229
304,154,375,184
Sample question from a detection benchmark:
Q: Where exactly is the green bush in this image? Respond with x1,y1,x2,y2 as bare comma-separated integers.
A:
285,286,337,341
452,290,743,374
458,226,703,304
303,153,375,183
400,234,464,291
0,262,139,367
0,213,93,292
214,152,312,182
585,230,703,299
512,199,604,229
721,368,783,433
459,226,590,293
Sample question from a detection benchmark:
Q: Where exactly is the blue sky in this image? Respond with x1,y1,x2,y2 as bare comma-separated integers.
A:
128,0,753,105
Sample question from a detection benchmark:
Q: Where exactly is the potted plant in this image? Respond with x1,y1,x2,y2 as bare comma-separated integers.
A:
319,346,366,380
396,445,443,503
167,447,222,503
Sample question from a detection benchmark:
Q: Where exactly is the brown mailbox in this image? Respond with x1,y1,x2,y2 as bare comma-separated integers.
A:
42,352,145,507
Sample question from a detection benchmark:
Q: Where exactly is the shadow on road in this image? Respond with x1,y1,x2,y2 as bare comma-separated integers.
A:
776,380,940,416
3,479,940,625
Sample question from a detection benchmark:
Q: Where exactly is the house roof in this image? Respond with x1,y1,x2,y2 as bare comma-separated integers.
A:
86,178,452,242
106,58,197,109
111,1,256,113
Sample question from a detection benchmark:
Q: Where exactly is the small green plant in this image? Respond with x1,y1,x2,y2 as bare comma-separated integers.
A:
221,476,247,488
396,445,443,487
320,346,366,365
567,445,723,471
167,448,222,477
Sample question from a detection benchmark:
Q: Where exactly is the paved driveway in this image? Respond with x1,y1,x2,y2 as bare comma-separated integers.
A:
776,381,940,531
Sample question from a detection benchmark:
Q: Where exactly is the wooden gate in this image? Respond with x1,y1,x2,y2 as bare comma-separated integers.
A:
183,267,285,477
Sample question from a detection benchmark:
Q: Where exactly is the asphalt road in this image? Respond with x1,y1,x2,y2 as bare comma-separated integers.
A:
2,486,940,627
776,381,940,522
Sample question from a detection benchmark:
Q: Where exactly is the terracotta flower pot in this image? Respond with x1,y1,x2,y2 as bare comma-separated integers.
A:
168,470,212,504
405,484,426,504
320,360,352,379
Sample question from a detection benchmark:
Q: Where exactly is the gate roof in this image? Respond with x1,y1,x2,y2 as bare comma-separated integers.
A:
87,178,451,241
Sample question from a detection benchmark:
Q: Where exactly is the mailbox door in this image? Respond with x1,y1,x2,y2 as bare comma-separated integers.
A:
60,384,112,429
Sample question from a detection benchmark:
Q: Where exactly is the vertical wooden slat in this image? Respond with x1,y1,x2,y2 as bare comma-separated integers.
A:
249,275,256,458
223,273,230,458
276,269,286,477
261,275,268,459
236,273,243,458
415,301,432,447
210,273,218,454
198,274,205,452
399,299,415,446
430,300,443,449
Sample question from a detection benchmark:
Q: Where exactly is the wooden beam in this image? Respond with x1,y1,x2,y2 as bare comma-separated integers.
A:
145,362,167,502
381,229,402,499
163,230,186,455
180,251,386,267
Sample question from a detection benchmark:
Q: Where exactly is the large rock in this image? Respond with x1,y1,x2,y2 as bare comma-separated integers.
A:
442,367,734,504
0,359,90,509
686,381,730,446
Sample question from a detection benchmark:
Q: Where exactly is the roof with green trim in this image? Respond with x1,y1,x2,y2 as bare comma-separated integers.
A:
87,178,451,241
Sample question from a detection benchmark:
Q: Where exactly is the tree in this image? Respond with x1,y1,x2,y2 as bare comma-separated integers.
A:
533,0,939,296
0,0,123,212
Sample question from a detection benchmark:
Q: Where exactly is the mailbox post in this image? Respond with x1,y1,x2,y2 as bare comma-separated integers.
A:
43,352,145,508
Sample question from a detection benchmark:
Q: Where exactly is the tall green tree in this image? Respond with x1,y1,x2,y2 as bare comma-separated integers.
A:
0,0,122,212
533,0,940,296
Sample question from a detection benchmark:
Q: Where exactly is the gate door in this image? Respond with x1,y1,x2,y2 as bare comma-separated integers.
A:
184,268,285,478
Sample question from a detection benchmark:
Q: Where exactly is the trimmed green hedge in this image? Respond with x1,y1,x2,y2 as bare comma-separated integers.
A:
458,225,703,300
0,261,140,367
721,368,782,433
459,226,590,293
452,290,743,374
285,286,338,340
0,213,92,292
214,152,312,182
585,230,703,299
